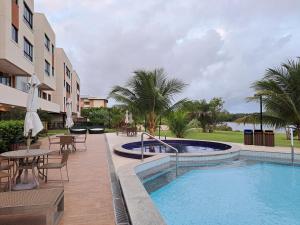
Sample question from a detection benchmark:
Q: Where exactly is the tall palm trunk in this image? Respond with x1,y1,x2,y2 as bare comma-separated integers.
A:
147,112,156,136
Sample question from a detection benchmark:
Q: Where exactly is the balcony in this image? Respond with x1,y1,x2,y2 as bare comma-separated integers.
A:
0,84,60,113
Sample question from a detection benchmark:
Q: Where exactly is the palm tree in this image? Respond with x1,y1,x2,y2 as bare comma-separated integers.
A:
167,110,189,138
251,58,300,139
109,68,186,135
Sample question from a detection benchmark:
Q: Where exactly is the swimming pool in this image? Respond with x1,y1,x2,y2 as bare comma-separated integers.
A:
144,161,300,225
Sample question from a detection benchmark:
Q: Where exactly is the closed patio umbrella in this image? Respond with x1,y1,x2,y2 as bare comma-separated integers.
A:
125,110,129,124
129,112,133,124
65,98,74,129
24,75,44,151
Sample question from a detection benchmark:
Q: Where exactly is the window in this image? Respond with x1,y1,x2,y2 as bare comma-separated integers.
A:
52,44,54,55
45,60,50,75
48,94,51,101
77,82,80,91
42,92,47,100
66,66,71,78
66,82,71,93
44,34,50,51
11,25,18,43
24,38,33,61
0,73,11,86
52,66,54,76
23,2,33,29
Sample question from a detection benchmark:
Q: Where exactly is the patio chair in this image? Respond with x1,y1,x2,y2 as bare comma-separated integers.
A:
0,160,11,191
47,133,60,150
38,150,70,184
59,136,76,153
74,133,87,151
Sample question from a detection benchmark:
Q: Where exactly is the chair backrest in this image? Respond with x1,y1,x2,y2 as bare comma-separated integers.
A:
61,150,70,165
59,136,73,145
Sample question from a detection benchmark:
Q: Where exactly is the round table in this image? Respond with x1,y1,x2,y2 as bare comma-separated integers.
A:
1,149,53,190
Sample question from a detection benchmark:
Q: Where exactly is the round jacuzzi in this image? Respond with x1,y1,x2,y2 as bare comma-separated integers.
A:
114,139,232,159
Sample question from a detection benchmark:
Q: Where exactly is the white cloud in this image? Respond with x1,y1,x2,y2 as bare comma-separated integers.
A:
35,0,300,112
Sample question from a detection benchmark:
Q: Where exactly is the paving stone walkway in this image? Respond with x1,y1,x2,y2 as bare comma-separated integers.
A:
40,134,115,225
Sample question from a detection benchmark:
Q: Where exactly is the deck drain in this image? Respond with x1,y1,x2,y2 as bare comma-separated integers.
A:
105,135,131,225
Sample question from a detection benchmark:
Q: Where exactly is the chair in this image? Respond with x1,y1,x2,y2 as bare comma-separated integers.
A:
74,134,87,151
0,158,12,191
59,136,76,153
38,150,70,184
47,133,60,150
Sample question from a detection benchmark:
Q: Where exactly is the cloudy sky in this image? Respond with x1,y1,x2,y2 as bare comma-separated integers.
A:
35,0,300,112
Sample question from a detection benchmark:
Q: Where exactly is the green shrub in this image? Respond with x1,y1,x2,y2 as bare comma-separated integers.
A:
0,120,24,153
167,111,189,138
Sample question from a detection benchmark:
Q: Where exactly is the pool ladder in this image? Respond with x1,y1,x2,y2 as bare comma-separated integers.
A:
141,132,179,176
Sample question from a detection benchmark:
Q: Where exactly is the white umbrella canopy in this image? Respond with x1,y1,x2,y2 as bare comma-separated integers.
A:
24,75,43,138
125,110,129,124
65,98,74,129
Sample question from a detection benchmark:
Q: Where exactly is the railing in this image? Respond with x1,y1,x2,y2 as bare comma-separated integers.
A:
141,132,179,176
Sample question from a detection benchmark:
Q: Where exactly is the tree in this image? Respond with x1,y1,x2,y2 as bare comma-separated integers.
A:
251,58,300,139
109,68,186,135
167,111,189,138
81,108,109,126
182,98,225,132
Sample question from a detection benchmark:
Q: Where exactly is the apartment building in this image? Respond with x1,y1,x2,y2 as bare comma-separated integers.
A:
34,13,56,103
72,71,81,116
0,0,60,113
0,0,80,119
80,96,108,109
53,48,80,116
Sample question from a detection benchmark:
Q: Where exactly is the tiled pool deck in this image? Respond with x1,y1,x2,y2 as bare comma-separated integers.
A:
32,132,300,225
40,134,115,225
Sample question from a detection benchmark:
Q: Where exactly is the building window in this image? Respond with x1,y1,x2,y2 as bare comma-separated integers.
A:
23,2,33,29
48,94,51,101
0,73,11,86
52,66,54,76
44,34,50,51
42,92,47,100
52,44,54,55
24,38,33,61
66,82,71,93
11,25,18,43
66,66,71,79
45,60,50,75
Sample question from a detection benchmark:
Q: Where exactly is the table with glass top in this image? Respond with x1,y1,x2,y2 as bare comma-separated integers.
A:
1,149,53,190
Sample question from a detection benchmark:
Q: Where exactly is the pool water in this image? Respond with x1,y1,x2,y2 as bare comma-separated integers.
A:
149,162,300,225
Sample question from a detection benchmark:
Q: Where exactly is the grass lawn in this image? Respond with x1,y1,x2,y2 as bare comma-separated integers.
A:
156,129,300,148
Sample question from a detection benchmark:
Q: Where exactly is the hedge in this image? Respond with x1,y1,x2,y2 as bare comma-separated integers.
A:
0,120,24,153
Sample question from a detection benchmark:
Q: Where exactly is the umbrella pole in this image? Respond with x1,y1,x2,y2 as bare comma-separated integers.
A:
26,130,32,153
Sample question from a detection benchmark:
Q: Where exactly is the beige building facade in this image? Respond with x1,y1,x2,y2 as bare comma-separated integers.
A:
80,96,108,109
0,0,80,117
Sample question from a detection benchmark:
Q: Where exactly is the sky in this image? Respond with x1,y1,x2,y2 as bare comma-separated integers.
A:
35,0,300,113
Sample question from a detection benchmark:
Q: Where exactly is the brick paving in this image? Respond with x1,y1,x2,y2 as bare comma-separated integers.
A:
40,134,115,225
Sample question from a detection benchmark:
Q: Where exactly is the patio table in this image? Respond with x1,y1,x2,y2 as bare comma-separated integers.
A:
1,149,53,190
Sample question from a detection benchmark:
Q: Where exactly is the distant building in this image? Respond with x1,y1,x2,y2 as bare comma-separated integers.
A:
80,96,108,109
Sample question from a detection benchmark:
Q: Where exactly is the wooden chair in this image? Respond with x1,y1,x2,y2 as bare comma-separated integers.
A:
47,133,60,150
38,150,70,184
59,136,76,153
0,157,13,191
74,134,87,151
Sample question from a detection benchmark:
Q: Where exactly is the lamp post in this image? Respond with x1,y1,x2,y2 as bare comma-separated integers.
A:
255,94,263,131
259,95,263,131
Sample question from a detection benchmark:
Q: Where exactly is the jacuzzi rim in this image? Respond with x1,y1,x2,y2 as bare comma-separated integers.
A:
114,139,240,159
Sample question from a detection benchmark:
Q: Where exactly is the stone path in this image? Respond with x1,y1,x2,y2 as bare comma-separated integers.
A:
40,134,115,225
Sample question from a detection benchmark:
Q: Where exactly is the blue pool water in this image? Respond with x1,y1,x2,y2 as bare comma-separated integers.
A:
150,162,300,225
